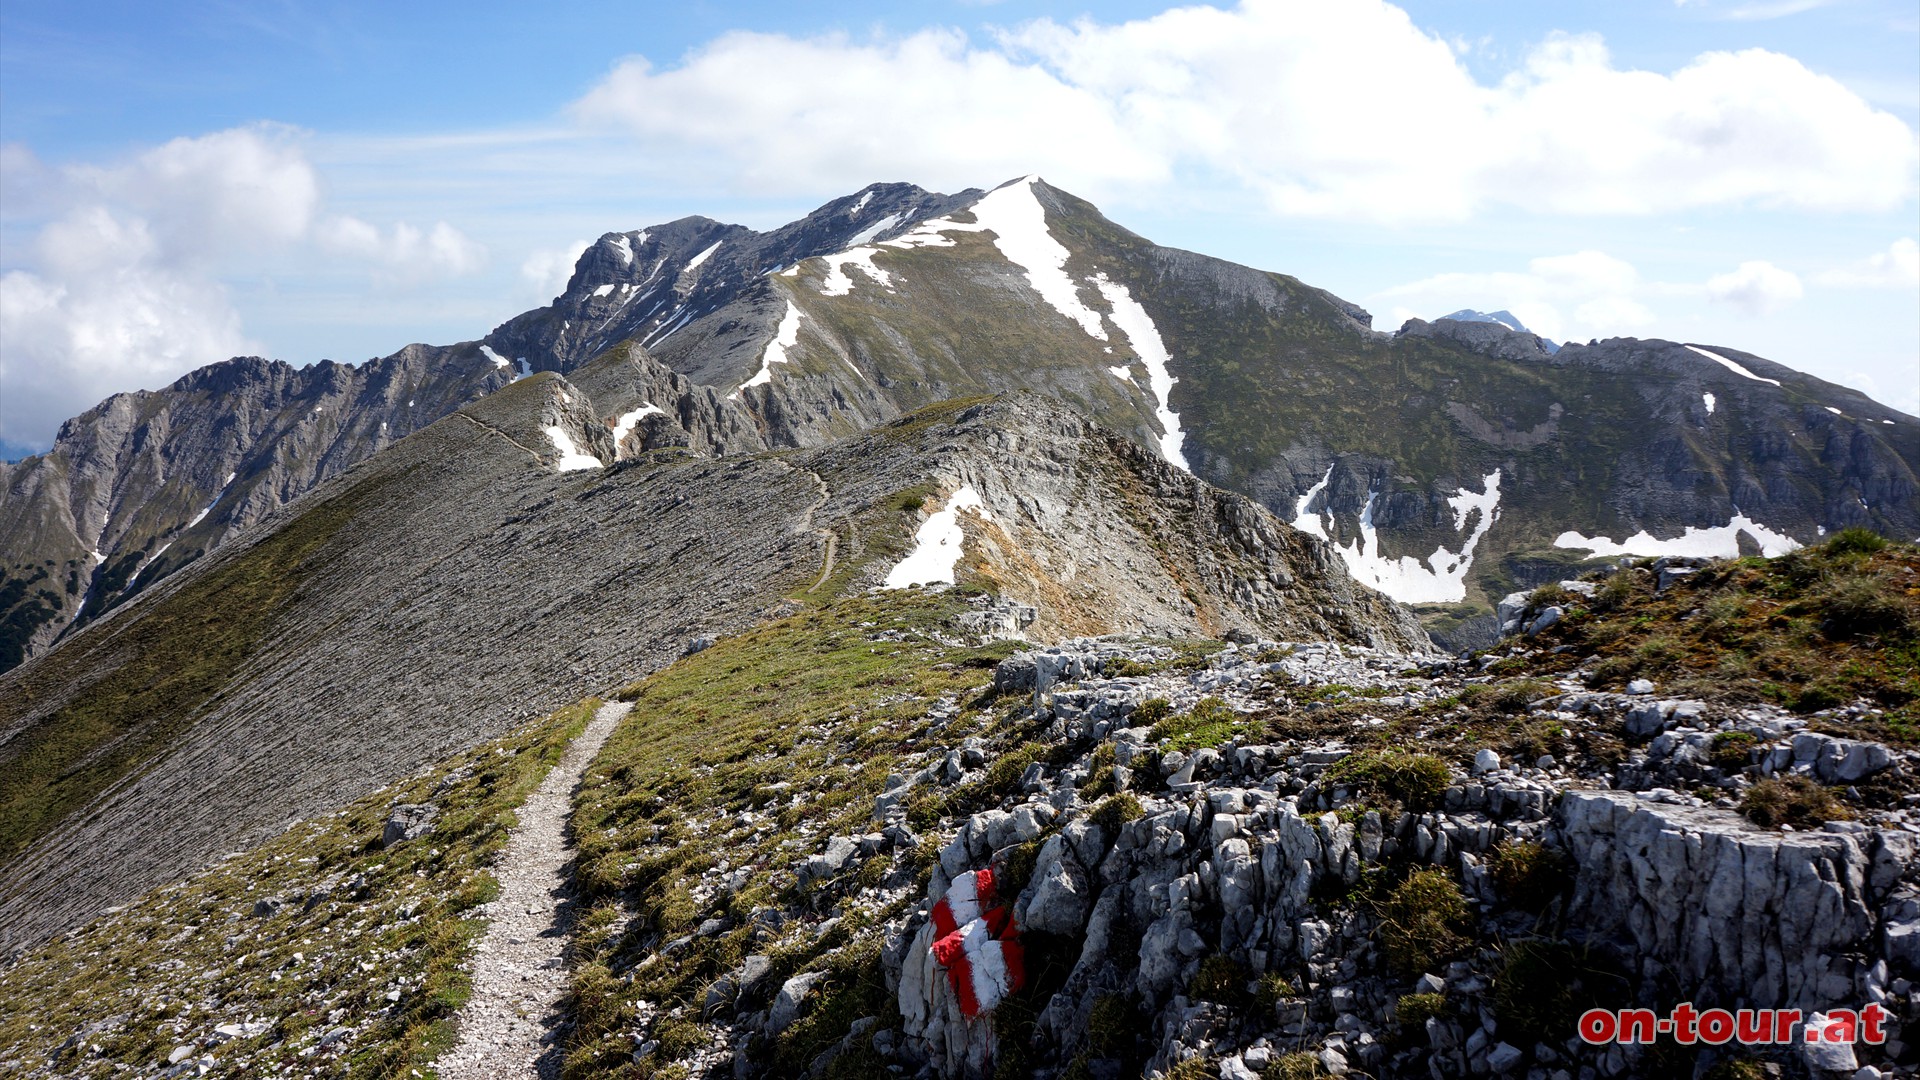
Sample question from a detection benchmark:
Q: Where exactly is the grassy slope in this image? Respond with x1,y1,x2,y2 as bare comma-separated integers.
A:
0,699,596,1079
1519,530,1920,742
561,590,1034,1079
0,468,395,867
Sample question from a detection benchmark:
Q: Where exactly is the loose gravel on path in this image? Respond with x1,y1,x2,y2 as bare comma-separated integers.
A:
436,700,631,1080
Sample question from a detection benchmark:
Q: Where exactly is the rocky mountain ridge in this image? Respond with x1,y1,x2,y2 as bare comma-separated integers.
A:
3,175,1914,671
0,345,521,667
0,373,1423,952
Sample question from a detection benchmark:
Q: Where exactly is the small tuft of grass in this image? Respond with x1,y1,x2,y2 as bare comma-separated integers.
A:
1149,696,1248,752
1089,793,1144,832
1396,992,1447,1027
1486,841,1572,913
1740,776,1852,829
1263,1051,1334,1079
1322,748,1451,813
1708,730,1758,771
1374,868,1470,975
1492,939,1627,1047
1129,697,1174,728
1186,955,1252,1008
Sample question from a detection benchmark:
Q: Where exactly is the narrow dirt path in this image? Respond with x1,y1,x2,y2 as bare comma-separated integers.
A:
436,700,631,1080
778,461,840,593
453,411,549,464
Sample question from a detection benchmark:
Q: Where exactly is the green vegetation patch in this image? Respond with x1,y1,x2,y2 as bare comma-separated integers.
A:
563,590,1021,1080
1526,533,1920,741
0,475,384,865
1321,748,1451,813
1373,868,1471,976
0,698,596,1079
1149,696,1250,753
1740,776,1853,830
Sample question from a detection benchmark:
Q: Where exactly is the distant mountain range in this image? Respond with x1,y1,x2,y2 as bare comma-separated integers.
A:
2,176,1913,668
1438,309,1560,352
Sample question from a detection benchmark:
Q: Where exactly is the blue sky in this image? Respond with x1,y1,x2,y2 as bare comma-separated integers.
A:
3,0,1916,455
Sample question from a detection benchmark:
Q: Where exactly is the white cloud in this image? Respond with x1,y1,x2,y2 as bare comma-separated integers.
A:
69,125,321,261
1367,250,1651,342
1677,0,1841,20
519,239,591,303
1815,238,1920,287
1,209,262,451
573,28,1158,198
315,215,488,284
0,125,491,451
1705,260,1804,314
569,1,1917,222
1370,250,1818,340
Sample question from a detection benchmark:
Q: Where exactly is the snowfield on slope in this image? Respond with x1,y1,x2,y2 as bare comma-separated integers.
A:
735,301,805,395
542,426,602,472
1294,468,1503,604
884,486,992,588
1555,512,1801,559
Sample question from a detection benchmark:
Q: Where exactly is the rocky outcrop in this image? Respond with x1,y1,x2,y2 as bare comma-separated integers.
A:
0,345,519,670
868,647,1915,1078
1559,791,1894,1013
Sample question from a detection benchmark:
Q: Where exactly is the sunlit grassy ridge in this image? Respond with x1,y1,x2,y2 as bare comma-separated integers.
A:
562,590,1033,1079
0,699,594,1079
1524,529,1920,742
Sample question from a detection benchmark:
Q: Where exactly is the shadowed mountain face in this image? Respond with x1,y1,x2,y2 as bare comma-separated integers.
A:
3,177,1915,669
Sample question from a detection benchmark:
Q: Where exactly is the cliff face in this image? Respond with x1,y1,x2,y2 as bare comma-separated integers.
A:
0,345,518,667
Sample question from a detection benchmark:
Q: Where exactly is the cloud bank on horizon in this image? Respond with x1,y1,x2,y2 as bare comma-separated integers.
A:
2,0,1916,453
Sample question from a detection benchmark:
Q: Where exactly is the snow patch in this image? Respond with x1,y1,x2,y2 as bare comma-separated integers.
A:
611,404,666,446
1554,512,1801,559
609,236,633,265
870,178,1113,341
1825,406,1843,415
967,179,1108,341
542,426,603,472
1292,467,1335,540
1685,345,1781,387
846,212,903,248
186,471,239,528
125,541,171,588
1294,469,1503,604
819,248,893,296
1107,365,1133,383
480,345,511,369
851,191,873,214
686,241,722,272
591,283,616,298
735,301,805,396
515,358,532,381
1090,274,1187,471
1702,392,1716,416
883,486,993,588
